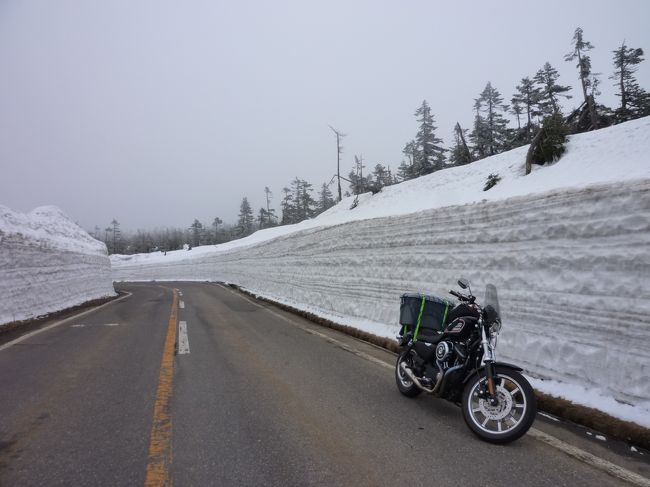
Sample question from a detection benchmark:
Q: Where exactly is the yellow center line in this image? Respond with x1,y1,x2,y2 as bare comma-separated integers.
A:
145,289,178,487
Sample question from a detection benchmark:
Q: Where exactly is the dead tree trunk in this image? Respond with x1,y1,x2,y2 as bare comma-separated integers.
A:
525,127,545,175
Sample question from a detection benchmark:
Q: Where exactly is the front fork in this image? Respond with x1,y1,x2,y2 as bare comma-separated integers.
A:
480,323,499,406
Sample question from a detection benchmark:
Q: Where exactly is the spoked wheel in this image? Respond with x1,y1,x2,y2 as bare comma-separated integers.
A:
395,351,422,398
462,366,536,444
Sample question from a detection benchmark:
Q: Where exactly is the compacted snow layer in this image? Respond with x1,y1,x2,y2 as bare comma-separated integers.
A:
0,206,115,325
113,180,650,410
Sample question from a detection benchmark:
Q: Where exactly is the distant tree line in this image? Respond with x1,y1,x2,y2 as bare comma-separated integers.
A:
94,28,649,254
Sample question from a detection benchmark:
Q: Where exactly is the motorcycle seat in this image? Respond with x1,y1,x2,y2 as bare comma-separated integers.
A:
416,329,445,344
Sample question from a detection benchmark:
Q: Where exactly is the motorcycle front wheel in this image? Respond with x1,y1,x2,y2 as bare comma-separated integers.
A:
461,366,536,444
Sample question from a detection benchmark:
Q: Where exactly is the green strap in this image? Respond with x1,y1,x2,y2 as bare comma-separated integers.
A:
413,296,426,342
442,303,449,328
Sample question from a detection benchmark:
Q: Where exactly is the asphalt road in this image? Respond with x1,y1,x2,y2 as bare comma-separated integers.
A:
0,282,647,486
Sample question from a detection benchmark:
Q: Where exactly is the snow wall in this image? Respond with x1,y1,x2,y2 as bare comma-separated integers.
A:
0,206,116,325
112,179,650,406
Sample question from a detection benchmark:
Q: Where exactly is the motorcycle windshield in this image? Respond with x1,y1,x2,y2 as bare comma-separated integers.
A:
484,284,501,321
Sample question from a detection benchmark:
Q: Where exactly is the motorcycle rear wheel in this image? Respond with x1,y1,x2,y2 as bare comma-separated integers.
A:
395,351,422,398
461,366,536,444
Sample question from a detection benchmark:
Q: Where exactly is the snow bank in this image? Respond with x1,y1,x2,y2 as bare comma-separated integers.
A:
112,118,650,421
0,205,115,325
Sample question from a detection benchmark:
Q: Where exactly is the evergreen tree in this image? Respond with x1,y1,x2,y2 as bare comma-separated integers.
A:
212,217,222,243
470,83,509,157
348,155,370,194
413,100,446,175
317,183,335,213
256,208,268,229
280,187,295,225
512,77,540,141
295,178,316,221
189,219,203,246
366,164,393,193
611,42,649,122
470,98,489,159
565,27,599,129
110,219,121,254
449,122,472,166
534,62,572,116
237,197,254,235
397,140,417,181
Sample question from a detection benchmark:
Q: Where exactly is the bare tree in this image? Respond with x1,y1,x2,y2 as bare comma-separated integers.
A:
328,125,346,202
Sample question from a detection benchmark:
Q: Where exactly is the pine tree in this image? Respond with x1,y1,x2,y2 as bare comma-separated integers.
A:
470,98,489,159
413,100,446,176
237,197,254,235
212,217,222,242
449,122,472,166
348,155,370,194
110,219,121,254
317,183,335,213
470,83,510,157
397,140,417,181
296,179,316,221
611,42,649,122
534,62,572,116
280,187,295,225
189,219,203,246
366,164,393,193
512,77,540,141
565,27,599,129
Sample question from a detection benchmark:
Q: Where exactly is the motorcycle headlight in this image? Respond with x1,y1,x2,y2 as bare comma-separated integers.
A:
490,318,502,335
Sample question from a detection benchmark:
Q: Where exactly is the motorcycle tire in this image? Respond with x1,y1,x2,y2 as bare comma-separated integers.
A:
461,366,536,444
395,351,422,398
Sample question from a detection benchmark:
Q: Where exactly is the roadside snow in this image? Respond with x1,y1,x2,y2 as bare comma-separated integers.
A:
0,205,115,325
112,117,650,425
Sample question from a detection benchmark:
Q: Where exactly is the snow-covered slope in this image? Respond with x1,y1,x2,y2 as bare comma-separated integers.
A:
112,117,650,424
0,206,116,325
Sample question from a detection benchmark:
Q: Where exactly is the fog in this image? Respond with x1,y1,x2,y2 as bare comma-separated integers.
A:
0,0,648,230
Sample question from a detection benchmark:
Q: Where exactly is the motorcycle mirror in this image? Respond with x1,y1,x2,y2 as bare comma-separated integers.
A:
458,278,470,290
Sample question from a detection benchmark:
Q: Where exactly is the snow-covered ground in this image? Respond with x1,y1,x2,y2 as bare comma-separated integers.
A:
0,205,116,325
112,117,650,426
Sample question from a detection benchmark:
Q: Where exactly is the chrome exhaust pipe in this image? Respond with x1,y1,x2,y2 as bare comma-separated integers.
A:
399,361,437,393
399,361,465,395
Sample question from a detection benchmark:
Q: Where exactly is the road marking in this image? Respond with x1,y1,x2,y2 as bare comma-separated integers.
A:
70,323,121,328
179,301,185,309
0,292,132,352
178,321,190,354
528,428,650,487
144,290,177,487
219,284,650,487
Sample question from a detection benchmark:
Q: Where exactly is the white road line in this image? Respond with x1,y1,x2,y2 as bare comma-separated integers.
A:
178,321,190,354
218,284,650,487
0,292,132,352
528,428,650,487
104,323,120,327
179,301,185,309
70,324,86,328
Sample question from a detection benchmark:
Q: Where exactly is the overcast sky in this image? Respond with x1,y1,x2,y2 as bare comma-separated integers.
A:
1,0,649,231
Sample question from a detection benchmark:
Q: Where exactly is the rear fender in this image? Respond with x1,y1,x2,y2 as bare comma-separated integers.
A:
462,362,523,385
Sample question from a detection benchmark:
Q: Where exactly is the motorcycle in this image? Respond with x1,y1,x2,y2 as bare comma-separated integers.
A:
395,278,536,443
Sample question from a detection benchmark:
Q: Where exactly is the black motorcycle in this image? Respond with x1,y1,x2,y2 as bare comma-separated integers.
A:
395,279,536,443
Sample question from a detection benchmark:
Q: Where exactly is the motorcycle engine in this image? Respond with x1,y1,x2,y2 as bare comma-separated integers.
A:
435,341,454,362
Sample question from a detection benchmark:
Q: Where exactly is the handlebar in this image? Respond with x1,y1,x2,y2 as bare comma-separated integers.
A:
449,289,476,304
